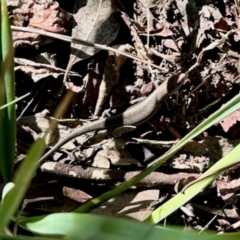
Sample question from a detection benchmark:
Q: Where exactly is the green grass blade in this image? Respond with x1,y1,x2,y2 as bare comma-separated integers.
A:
146,142,240,223
0,139,46,232
0,2,7,182
0,93,30,110
0,0,16,181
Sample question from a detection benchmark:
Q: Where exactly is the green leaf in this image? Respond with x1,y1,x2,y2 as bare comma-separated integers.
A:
0,0,16,181
1,182,14,203
0,235,57,240
18,213,240,240
146,142,240,223
0,139,46,232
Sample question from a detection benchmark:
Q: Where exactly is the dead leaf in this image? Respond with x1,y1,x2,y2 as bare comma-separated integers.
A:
140,81,154,95
94,44,134,116
91,189,160,221
92,152,111,169
94,50,120,116
175,0,198,37
17,115,84,147
157,25,174,37
217,219,233,232
63,186,92,203
193,204,240,219
29,2,71,33
24,181,85,212
15,58,81,82
162,39,179,52
196,6,216,47
12,31,44,47
216,179,240,204
100,138,141,166
214,18,230,32
220,109,240,133
8,0,71,47
69,0,120,65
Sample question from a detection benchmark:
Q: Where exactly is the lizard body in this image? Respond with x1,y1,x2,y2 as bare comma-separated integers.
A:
39,73,186,164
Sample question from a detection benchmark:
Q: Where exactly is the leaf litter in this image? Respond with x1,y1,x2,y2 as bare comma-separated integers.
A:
11,0,240,232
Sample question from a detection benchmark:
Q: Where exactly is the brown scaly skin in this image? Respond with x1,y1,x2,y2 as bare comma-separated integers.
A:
39,73,186,164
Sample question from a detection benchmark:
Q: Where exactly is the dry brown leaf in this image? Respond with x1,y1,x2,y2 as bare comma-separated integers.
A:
12,31,45,47
63,187,92,203
17,115,84,147
162,39,179,52
90,189,160,221
94,51,119,116
156,25,174,37
217,219,232,231
196,6,216,47
29,2,71,33
193,204,240,219
216,179,240,204
220,109,240,133
8,0,71,47
82,65,101,103
175,0,198,37
69,0,120,64
15,58,80,82
214,18,230,32
94,44,134,116
140,81,154,96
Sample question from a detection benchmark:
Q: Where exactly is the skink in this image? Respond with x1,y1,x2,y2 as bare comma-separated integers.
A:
39,73,186,164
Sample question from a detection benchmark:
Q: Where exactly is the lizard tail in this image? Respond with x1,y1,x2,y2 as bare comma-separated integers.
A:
38,120,105,165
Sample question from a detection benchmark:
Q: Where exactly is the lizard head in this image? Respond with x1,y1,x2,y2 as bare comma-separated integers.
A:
167,73,186,94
